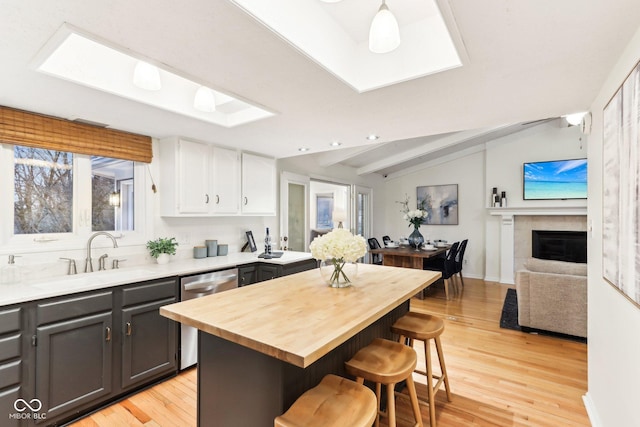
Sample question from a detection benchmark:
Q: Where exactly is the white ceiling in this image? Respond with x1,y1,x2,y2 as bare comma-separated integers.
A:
1,1,639,175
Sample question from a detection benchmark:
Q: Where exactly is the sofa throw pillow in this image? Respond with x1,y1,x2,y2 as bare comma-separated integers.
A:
524,257,587,276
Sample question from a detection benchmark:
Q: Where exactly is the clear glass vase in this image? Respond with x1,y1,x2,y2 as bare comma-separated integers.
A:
319,259,358,288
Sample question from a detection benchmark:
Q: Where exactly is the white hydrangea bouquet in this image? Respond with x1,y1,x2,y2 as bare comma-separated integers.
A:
309,228,367,287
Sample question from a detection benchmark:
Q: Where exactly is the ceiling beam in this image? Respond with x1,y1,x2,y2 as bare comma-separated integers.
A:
355,125,514,175
314,144,384,168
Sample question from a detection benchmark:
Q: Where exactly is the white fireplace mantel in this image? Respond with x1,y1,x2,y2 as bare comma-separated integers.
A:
488,206,587,217
488,206,587,284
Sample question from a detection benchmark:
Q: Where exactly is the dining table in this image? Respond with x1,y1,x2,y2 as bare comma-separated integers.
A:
369,244,450,269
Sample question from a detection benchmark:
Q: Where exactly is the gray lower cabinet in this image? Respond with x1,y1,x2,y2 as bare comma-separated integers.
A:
26,277,179,426
34,292,113,425
257,264,280,282
0,307,26,427
238,264,258,286
280,259,317,277
241,259,317,286
120,279,178,390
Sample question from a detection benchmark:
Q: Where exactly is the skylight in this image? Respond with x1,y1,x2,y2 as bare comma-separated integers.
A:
230,0,466,92
32,23,274,128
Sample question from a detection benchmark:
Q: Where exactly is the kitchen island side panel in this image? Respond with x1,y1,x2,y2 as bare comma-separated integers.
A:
197,302,408,427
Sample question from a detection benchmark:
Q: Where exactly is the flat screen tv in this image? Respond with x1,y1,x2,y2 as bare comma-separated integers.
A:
523,158,588,200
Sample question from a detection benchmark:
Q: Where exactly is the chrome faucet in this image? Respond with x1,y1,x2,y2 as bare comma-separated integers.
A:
85,232,118,273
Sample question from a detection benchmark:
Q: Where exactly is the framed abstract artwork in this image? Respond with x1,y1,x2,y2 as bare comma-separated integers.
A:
603,60,640,308
416,184,459,225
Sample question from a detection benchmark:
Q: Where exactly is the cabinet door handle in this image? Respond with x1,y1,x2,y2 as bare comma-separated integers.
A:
216,195,220,204
243,196,248,205
126,322,132,336
105,326,112,342
205,194,210,204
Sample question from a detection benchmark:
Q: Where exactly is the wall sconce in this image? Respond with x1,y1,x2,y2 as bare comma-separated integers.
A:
109,191,121,207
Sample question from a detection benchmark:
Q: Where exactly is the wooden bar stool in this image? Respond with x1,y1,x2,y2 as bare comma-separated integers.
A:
274,374,377,427
391,312,452,427
345,338,423,427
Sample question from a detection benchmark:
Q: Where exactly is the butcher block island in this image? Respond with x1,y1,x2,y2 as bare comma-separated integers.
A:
161,264,441,426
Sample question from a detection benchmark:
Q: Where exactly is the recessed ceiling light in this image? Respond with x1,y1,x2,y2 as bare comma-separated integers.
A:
298,147,310,152
366,134,379,141
330,141,342,147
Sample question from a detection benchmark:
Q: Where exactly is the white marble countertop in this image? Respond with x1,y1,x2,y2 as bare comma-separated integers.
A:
0,251,313,307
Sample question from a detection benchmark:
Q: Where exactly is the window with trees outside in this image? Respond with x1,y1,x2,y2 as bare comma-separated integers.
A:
11,145,135,237
14,146,73,234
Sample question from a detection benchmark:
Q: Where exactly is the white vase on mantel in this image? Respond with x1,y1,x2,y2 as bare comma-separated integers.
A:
156,253,170,265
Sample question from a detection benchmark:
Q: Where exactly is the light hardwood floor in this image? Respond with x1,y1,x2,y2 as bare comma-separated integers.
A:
70,278,589,427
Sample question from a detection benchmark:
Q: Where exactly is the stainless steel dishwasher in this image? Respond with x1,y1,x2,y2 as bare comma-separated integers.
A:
180,268,238,369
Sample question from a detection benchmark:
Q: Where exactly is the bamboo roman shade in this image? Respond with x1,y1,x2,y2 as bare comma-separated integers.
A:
0,106,152,163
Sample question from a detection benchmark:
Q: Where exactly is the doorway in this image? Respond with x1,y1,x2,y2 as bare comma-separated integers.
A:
280,172,373,254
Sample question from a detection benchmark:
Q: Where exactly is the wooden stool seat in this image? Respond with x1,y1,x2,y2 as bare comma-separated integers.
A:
345,338,423,427
274,374,377,427
391,312,452,427
391,311,445,341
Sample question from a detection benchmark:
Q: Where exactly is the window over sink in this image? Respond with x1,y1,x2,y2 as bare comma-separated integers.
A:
1,143,146,248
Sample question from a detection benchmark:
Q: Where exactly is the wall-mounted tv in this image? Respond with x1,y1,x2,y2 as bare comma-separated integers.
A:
523,158,588,200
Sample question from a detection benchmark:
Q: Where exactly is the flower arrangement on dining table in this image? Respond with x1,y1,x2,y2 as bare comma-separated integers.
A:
398,194,428,230
398,194,430,249
309,228,367,287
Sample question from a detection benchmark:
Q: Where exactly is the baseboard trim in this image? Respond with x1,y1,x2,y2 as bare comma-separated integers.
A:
582,392,602,427
483,275,500,282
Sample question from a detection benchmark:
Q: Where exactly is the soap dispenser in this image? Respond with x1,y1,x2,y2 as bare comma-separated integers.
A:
0,255,21,285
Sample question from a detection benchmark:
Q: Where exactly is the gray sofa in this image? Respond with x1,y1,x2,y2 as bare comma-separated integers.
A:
515,258,587,338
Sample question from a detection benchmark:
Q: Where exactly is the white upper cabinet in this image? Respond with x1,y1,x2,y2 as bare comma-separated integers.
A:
159,138,275,217
160,138,210,215
241,153,276,216
211,146,240,214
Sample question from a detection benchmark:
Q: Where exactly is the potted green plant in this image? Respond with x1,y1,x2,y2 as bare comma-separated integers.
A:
146,237,178,264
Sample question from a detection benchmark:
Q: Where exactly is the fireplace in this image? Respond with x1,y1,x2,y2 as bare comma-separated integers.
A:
532,230,587,263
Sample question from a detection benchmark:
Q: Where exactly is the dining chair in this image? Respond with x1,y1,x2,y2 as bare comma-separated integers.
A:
423,241,460,299
455,239,468,288
367,238,383,265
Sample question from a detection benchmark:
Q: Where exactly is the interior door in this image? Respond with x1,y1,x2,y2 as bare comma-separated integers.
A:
280,172,309,252
353,185,373,262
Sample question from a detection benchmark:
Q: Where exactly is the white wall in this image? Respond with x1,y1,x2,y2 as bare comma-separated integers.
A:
485,121,587,210
379,122,586,282
484,122,587,280
583,26,640,427
381,150,486,279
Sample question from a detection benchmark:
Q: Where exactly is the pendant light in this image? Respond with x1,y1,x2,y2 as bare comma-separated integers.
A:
133,61,161,90
369,0,401,54
194,86,216,113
